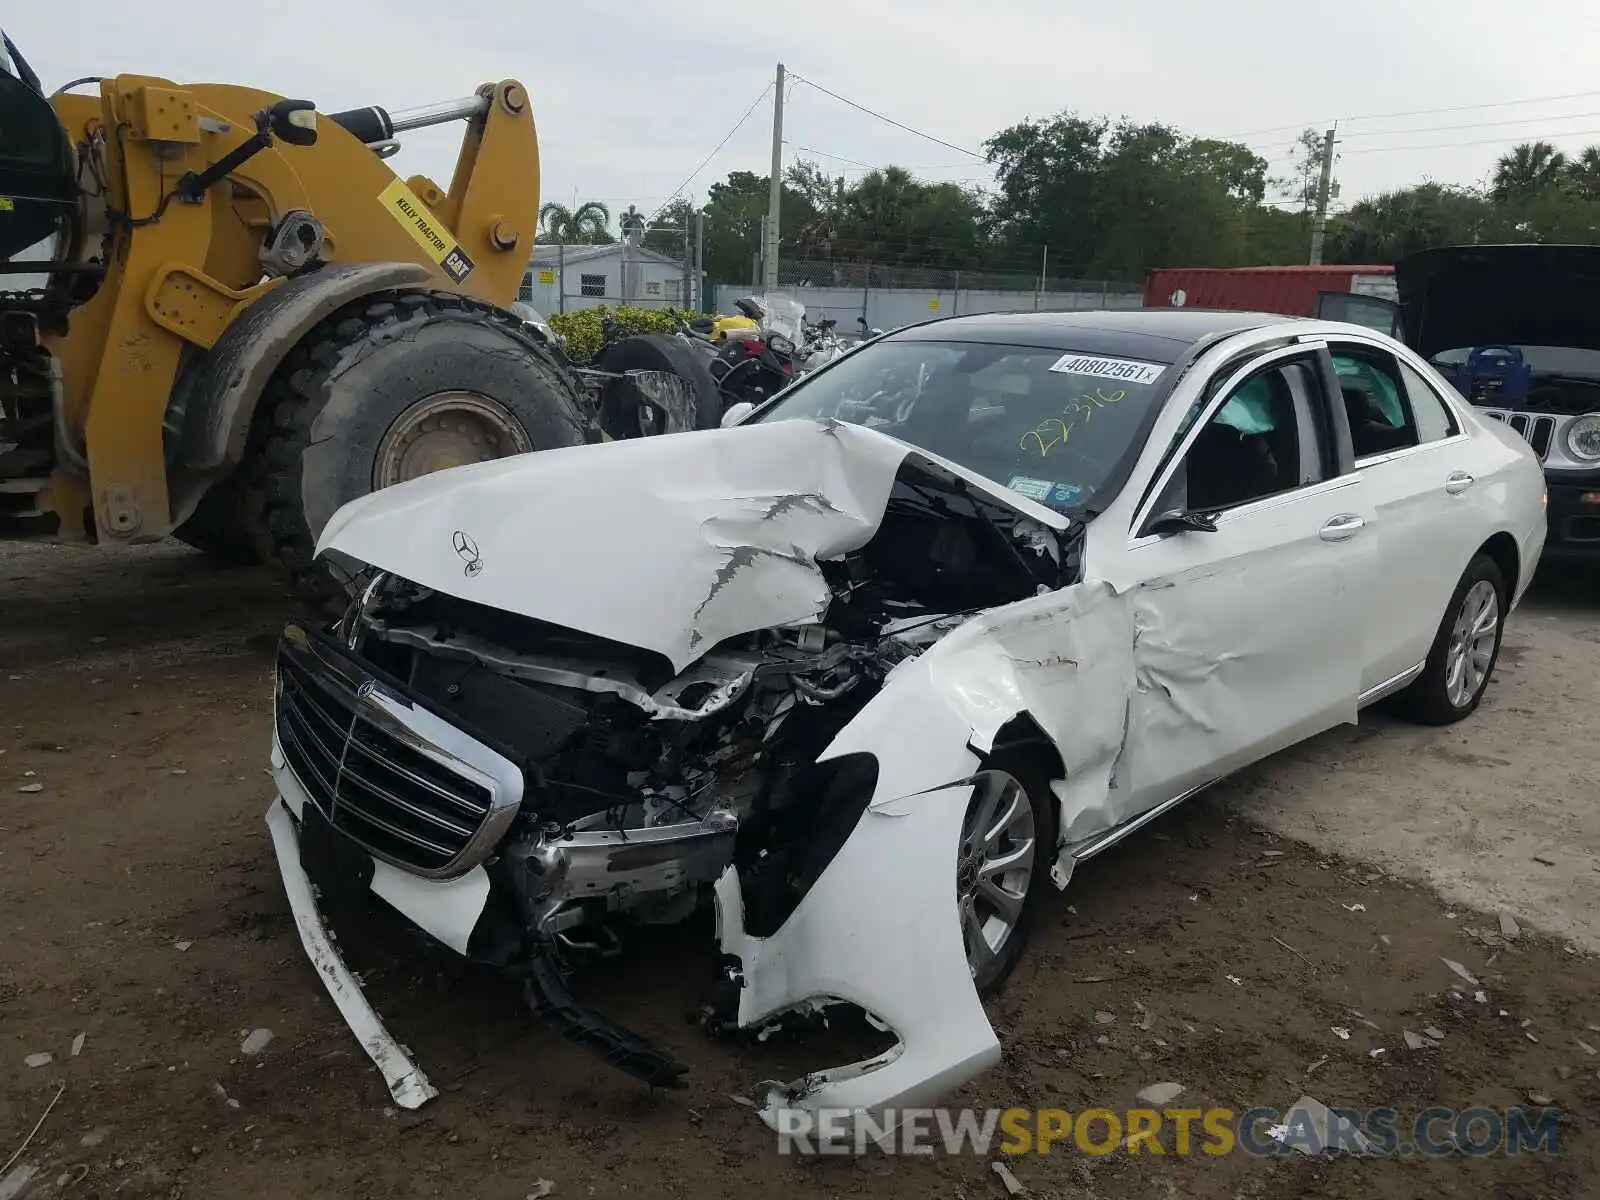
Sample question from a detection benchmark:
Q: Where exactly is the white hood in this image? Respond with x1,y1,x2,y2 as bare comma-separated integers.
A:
318,419,1066,673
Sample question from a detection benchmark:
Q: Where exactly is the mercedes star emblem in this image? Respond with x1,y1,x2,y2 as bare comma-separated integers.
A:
452,530,483,577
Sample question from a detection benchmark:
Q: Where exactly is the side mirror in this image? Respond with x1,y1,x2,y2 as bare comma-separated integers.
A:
1146,508,1218,537
721,401,755,427
268,99,319,147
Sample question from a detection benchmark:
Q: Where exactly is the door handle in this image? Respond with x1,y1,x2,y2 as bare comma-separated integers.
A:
1445,471,1475,495
1320,513,1366,542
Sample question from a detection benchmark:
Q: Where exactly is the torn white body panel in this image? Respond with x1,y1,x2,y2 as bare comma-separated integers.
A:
265,799,438,1110
316,419,1064,673
717,655,996,1128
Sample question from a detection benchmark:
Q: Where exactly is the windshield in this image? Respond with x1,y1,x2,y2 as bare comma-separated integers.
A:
1431,345,1600,378
747,338,1172,513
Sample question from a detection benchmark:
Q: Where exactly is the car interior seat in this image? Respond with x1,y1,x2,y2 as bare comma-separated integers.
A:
1341,384,1411,455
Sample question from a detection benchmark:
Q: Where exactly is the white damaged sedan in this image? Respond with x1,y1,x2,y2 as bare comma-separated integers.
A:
266,309,1546,1130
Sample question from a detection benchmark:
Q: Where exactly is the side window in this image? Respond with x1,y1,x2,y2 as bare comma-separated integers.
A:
1330,346,1420,458
1153,359,1323,518
1397,359,1459,443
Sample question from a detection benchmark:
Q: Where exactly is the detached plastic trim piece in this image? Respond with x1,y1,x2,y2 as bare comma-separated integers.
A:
266,798,439,1110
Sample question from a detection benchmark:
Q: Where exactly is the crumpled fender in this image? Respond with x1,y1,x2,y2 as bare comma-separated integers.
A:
716,653,994,1130
714,579,1142,1135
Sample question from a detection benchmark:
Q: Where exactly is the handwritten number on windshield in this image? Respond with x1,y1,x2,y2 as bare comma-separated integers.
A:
1019,388,1127,456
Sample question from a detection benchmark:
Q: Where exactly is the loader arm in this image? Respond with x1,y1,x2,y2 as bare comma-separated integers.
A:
39,75,539,544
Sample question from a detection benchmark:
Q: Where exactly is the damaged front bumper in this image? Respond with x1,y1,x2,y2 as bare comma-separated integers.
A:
265,649,1011,1135
265,783,439,1109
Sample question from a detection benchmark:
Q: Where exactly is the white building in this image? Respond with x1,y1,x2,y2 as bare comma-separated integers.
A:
518,240,701,314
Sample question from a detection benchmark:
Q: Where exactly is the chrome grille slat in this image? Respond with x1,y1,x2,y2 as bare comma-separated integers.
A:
274,631,521,878
335,757,479,839
329,787,459,858
1477,408,1556,461
344,722,491,818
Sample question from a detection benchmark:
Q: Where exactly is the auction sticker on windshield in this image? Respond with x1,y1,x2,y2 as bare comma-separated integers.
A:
1007,475,1084,508
1049,354,1165,386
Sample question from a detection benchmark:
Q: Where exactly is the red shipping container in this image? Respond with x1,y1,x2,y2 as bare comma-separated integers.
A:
1143,265,1395,316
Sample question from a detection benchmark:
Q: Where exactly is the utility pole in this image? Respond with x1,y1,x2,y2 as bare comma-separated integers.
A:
1308,126,1337,266
694,209,705,312
763,63,786,292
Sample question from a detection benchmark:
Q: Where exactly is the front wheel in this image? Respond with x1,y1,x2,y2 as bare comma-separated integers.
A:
1394,553,1508,725
957,757,1058,995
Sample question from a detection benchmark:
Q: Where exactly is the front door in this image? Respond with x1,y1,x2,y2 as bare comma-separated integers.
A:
1116,344,1378,808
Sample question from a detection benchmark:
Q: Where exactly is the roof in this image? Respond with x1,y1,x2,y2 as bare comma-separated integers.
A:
890,308,1284,362
528,241,689,269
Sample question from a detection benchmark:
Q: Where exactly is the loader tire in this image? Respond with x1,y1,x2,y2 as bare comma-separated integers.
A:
239,290,589,610
172,479,260,567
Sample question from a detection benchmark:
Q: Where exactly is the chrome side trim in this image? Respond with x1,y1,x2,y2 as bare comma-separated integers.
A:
1065,781,1218,864
1358,661,1426,708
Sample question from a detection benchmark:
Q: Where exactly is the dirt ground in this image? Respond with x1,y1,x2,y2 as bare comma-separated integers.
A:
2,541,1598,1200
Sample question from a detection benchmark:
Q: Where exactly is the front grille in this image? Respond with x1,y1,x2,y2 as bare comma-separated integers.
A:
274,627,522,877
1480,409,1556,459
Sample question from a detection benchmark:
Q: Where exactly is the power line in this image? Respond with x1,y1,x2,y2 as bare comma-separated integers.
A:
786,141,985,176
1218,88,1600,141
1338,127,1600,155
649,82,773,222
1337,109,1600,140
787,72,987,160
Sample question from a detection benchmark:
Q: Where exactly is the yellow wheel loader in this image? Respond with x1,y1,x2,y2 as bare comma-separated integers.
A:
0,34,719,605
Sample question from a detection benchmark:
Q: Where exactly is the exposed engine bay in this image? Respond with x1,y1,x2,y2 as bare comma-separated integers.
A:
272,453,1080,1090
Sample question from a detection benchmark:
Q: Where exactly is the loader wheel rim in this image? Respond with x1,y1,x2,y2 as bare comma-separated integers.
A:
372,391,534,488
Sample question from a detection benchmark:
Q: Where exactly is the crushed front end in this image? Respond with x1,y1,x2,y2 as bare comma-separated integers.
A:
265,420,1085,1128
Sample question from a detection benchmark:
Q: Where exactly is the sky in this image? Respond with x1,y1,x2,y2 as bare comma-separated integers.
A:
13,0,1600,232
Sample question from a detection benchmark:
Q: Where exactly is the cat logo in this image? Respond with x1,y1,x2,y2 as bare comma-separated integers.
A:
379,179,476,284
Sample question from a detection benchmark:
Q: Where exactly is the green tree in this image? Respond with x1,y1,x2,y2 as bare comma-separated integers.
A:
538,200,613,244
642,199,695,259
1565,147,1600,201
1492,141,1569,201
1326,183,1494,262
984,112,1271,277
698,171,818,289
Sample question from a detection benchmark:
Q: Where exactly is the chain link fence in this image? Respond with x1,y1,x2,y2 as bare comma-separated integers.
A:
719,258,1144,332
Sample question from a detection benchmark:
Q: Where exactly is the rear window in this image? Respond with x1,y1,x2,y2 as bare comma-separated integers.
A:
748,339,1172,513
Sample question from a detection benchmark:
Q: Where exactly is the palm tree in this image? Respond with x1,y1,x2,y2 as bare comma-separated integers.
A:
618,204,647,242
538,201,612,244
1492,142,1569,200
1567,146,1600,201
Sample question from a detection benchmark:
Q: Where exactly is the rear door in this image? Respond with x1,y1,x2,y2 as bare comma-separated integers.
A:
1118,343,1378,807
1321,335,1479,690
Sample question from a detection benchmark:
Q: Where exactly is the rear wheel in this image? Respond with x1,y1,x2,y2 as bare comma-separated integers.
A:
238,291,589,608
1393,553,1507,725
958,755,1058,995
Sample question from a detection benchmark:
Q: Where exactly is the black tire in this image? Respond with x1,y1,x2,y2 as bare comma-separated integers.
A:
962,750,1059,996
1393,553,1508,726
172,479,260,567
590,334,722,438
238,291,589,609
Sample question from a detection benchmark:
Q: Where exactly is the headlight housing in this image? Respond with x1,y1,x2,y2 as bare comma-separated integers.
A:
767,334,795,357
1565,414,1600,462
